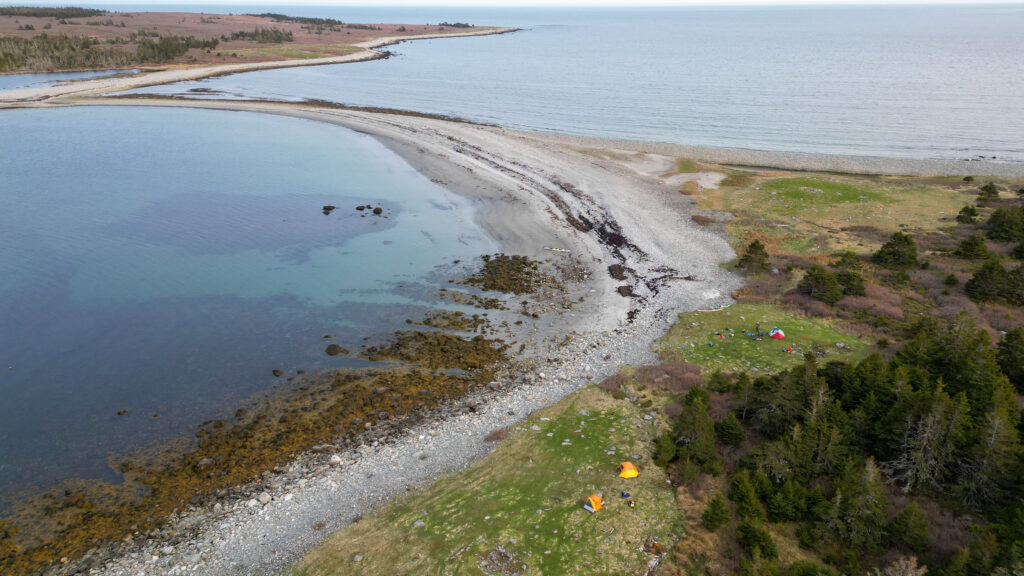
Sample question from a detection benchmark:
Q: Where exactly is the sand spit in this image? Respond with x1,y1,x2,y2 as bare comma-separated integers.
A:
532,132,1024,179
0,27,515,105
17,98,739,575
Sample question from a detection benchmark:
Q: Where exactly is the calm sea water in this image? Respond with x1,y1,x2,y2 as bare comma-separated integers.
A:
0,69,139,92
124,4,1024,162
0,106,495,493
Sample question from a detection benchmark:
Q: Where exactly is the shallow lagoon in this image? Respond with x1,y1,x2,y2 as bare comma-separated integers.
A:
0,106,496,494
0,69,139,92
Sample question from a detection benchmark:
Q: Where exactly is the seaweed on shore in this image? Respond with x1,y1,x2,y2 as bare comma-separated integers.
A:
461,253,552,295
0,329,510,576
365,330,508,371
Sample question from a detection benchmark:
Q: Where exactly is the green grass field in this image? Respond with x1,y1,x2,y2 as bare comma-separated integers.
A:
299,388,679,575
655,303,868,373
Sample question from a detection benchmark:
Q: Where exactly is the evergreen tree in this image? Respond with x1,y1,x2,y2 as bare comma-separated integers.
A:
889,502,930,553
768,478,807,522
955,232,991,259
998,328,1024,392
958,204,979,224
986,206,1024,243
673,386,717,468
652,433,677,467
701,492,730,531
716,412,746,447
966,260,1024,305
872,232,918,269
896,312,1008,411
882,388,970,492
1014,242,1024,260
730,469,767,521
980,182,1002,204
828,458,890,552
739,239,771,272
836,270,867,296
798,265,844,304
737,518,779,560
739,549,779,576
831,250,864,271
958,401,1021,507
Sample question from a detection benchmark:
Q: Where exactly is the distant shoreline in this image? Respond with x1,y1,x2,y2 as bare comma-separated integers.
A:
0,26,517,102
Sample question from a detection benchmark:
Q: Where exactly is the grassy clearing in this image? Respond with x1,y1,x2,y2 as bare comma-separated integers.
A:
676,158,700,173
218,44,360,59
655,303,867,374
300,388,678,575
701,174,968,258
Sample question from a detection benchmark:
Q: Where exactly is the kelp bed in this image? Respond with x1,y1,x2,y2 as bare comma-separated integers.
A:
0,253,560,576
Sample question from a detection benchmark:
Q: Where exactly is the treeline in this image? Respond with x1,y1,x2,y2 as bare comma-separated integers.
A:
0,6,103,18
135,35,218,61
0,33,217,72
251,12,344,28
438,22,473,28
0,34,131,71
221,27,293,43
654,312,1024,574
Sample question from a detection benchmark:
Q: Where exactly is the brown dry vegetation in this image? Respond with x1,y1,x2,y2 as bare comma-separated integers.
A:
0,11,497,71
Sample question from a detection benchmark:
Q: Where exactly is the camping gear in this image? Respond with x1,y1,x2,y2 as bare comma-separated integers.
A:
618,462,639,478
768,327,785,339
584,493,603,513
621,492,631,498
628,500,636,510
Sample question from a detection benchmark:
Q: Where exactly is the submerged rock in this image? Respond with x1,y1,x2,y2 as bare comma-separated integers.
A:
325,344,343,356
322,205,336,215
271,369,283,377
372,206,383,215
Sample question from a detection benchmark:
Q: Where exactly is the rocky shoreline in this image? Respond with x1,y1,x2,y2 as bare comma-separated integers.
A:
12,99,739,575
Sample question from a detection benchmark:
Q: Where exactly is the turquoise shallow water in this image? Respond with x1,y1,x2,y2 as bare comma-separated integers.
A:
128,4,1024,162
0,106,496,493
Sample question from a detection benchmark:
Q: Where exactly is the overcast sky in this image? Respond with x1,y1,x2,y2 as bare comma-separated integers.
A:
89,0,1024,6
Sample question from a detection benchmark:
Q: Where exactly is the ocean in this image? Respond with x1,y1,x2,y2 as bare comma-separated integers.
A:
125,4,1024,162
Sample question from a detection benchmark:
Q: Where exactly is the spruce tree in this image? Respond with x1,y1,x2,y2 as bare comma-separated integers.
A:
737,518,779,560
730,469,767,521
998,328,1024,392
955,232,990,259
798,265,844,304
986,206,1024,242
957,204,979,224
701,492,730,531
716,412,746,447
889,502,929,553
673,386,717,467
872,232,918,269
739,239,771,272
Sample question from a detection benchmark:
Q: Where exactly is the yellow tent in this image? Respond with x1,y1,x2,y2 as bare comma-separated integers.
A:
584,493,603,513
618,462,639,478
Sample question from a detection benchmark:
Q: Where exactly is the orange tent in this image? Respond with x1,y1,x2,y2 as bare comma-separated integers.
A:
618,462,639,478
584,494,603,513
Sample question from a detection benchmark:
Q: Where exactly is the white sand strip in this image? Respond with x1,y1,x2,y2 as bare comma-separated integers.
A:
0,28,515,105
